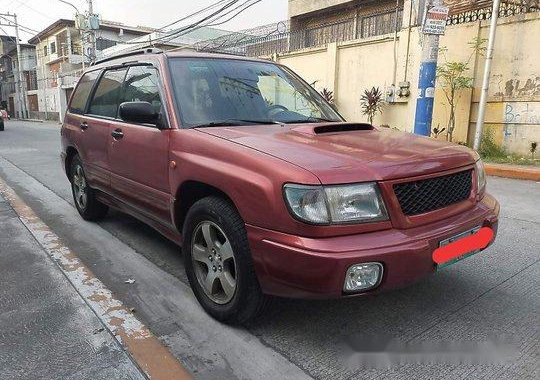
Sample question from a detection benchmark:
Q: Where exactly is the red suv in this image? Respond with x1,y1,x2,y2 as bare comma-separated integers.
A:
61,49,499,324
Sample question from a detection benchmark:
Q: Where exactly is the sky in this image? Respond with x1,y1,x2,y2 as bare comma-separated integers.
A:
0,0,288,43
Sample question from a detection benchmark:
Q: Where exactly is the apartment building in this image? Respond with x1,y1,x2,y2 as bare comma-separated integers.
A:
0,44,37,118
28,19,153,121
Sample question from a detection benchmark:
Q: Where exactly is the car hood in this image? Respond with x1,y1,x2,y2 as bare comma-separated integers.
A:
197,123,477,183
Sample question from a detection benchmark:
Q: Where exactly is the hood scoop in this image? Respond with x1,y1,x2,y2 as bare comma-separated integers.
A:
292,123,374,136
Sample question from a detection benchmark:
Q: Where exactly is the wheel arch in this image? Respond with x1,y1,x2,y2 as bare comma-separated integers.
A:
174,180,240,234
65,146,79,180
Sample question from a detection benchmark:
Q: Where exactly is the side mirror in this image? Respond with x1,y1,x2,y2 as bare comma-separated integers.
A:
119,101,159,125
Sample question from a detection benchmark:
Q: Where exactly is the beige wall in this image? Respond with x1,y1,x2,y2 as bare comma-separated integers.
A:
273,8,540,155
289,0,355,18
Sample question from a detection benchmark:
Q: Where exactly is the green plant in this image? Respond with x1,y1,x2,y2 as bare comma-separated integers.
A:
437,37,486,142
479,128,506,160
360,87,384,125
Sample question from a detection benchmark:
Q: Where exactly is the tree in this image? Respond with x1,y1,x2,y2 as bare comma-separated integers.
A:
360,87,384,125
437,37,486,142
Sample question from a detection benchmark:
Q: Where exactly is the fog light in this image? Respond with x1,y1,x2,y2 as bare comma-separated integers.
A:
344,263,383,292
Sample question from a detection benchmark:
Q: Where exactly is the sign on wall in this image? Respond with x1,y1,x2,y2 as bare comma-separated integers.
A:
423,5,450,35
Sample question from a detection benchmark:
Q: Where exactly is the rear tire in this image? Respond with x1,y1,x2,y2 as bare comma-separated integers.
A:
70,155,108,221
183,196,268,324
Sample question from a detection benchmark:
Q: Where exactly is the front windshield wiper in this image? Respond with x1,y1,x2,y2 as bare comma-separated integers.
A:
190,119,282,128
282,117,338,124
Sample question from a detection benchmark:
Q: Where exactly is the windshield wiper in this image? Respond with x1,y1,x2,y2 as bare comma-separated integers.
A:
282,117,338,124
190,119,282,128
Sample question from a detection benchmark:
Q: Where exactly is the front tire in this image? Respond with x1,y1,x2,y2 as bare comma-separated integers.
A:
183,196,268,324
70,155,108,221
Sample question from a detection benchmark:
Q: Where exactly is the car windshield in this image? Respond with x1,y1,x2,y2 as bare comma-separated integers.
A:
168,57,344,128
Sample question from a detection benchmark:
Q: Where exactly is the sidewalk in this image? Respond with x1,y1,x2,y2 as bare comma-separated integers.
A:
0,193,146,380
485,162,540,181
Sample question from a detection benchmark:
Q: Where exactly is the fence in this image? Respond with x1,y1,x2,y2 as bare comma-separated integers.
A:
199,7,404,57
447,0,540,25
198,1,539,58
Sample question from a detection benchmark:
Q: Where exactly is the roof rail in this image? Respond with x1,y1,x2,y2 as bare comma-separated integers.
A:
91,48,163,66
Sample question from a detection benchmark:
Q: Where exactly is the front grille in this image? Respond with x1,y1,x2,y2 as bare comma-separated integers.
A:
393,170,473,216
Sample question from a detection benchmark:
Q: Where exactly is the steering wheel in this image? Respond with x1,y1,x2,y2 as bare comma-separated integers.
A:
267,104,289,116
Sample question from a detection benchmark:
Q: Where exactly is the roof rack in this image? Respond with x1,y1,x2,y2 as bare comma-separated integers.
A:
91,48,163,66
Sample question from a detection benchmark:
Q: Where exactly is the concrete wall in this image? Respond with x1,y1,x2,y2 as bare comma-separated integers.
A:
468,14,540,155
289,0,355,18
273,6,540,155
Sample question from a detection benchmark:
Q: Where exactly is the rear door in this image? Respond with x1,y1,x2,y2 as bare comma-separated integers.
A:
80,67,128,191
108,65,172,226
64,70,111,191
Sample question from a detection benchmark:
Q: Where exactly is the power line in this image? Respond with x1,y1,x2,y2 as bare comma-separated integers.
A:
158,0,231,31
13,0,54,21
159,0,263,45
116,0,262,46
0,14,39,33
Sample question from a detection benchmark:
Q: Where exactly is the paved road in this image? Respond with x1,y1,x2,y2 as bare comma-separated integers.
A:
1,120,538,379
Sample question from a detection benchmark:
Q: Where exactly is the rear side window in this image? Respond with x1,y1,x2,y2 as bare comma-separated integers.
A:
121,66,162,114
88,68,127,118
69,71,99,114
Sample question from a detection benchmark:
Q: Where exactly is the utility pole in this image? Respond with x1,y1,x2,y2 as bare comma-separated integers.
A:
413,0,448,136
473,0,501,151
86,0,97,62
13,13,28,119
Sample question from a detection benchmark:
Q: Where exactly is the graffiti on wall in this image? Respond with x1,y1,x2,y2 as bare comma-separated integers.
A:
492,75,540,98
504,76,540,98
504,102,540,125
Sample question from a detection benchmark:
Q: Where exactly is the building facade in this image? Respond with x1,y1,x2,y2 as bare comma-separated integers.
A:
258,0,539,156
1,44,38,118
28,19,153,121
0,35,17,112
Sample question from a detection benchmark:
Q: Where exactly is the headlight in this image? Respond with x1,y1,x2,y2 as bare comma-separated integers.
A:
475,160,486,193
283,183,388,225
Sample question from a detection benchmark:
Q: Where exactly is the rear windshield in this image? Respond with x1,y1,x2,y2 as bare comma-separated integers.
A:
168,58,343,127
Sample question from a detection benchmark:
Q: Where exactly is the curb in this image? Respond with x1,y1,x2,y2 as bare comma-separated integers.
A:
485,163,540,181
12,118,44,123
0,177,193,380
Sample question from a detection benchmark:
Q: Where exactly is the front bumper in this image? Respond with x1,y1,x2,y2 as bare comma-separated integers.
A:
248,193,499,299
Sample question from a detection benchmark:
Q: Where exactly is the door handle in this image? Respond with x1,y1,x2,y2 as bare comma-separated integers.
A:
80,122,88,131
111,129,124,139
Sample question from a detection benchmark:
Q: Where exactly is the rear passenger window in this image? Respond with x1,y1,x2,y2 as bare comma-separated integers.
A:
69,71,99,114
88,68,127,118
121,66,162,114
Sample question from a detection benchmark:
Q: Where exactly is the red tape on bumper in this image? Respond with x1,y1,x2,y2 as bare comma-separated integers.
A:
432,227,494,265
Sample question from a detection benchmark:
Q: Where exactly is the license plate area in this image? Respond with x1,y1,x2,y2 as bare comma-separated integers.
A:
436,226,481,269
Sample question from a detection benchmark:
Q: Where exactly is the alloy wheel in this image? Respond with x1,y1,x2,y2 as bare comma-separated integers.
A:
72,165,88,211
191,221,237,305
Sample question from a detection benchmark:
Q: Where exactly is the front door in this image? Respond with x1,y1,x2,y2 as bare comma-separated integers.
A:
108,65,172,226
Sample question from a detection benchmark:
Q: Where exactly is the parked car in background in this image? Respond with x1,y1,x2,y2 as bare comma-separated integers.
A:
61,49,500,324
